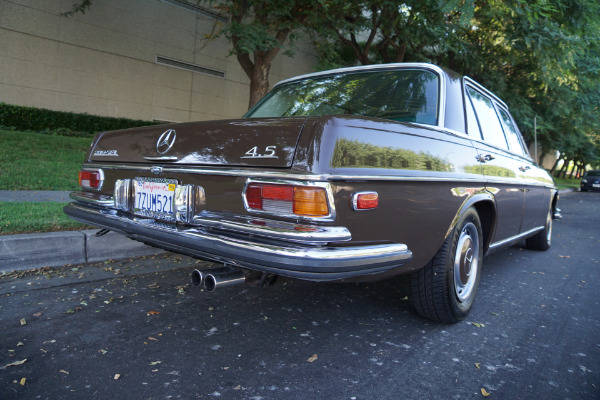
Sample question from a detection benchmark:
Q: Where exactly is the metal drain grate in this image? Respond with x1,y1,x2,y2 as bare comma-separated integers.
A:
161,0,229,23
156,56,225,78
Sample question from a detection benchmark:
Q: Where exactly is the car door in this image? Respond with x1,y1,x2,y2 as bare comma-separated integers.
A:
495,106,551,233
464,82,526,243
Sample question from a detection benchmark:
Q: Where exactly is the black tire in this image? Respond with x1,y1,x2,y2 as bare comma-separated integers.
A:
410,207,483,323
526,207,552,251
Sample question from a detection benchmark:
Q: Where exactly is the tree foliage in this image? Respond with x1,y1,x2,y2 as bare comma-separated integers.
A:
307,0,600,172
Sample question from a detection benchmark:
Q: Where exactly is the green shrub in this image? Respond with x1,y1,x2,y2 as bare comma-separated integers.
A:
0,103,156,135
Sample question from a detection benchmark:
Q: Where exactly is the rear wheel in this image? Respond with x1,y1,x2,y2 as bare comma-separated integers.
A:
410,208,483,323
526,207,552,251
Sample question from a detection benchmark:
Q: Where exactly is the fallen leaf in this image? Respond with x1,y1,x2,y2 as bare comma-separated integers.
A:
99,349,108,355
471,322,485,328
33,312,42,317
559,255,571,258
148,337,158,341
60,370,69,375
20,318,26,326
17,342,24,347
147,311,160,316
114,374,120,380
20,378,26,386
3,359,27,369
307,354,318,363
149,361,161,366
481,388,491,396
475,363,481,369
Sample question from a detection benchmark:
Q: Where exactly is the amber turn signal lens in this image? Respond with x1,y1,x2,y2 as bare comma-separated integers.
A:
293,187,329,216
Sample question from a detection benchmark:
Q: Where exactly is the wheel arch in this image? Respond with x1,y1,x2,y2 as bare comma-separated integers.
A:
452,193,496,255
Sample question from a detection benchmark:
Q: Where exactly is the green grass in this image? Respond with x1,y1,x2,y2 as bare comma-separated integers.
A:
0,129,92,190
0,202,92,235
553,176,580,189
0,129,93,234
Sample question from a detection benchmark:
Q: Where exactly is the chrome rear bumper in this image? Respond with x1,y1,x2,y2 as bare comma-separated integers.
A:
64,196,412,281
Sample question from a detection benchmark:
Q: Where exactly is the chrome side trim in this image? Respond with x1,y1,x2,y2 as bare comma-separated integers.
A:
488,226,544,251
143,156,178,161
70,191,114,207
77,163,557,189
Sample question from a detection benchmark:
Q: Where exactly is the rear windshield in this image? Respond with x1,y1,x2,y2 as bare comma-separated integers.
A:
245,69,440,125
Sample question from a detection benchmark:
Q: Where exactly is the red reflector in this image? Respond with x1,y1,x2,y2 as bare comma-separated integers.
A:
245,184,263,209
79,170,102,189
353,192,378,210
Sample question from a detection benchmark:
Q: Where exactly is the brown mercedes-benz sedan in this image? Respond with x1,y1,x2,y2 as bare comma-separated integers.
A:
65,63,560,323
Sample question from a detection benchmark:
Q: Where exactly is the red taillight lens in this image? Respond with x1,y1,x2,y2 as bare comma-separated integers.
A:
245,183,329,217
79,170,102,189
353,192,378,210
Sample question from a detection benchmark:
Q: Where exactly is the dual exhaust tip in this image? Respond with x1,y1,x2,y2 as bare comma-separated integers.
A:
190,267,245,292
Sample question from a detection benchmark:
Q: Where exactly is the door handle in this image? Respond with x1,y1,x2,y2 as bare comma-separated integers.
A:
476,154,495,163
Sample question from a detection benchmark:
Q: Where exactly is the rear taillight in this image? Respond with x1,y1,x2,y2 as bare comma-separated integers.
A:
244,182,330,218
79,169,103,189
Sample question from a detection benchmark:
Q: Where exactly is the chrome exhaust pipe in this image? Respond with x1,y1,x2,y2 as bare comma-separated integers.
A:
190,269,205,287
204,269,245,292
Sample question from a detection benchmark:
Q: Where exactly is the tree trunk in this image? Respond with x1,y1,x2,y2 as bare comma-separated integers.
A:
247,57,271,109
550,156,561,176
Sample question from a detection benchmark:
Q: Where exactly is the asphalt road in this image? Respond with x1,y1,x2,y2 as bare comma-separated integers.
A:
1,192,598,400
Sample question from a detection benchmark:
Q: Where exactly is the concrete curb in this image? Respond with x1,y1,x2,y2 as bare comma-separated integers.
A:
0,229,164,273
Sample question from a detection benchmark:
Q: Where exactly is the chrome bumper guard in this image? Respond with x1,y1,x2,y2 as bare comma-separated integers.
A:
65,193,413,281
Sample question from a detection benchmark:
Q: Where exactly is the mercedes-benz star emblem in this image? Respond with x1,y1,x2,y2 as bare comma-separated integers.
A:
157,129,176,154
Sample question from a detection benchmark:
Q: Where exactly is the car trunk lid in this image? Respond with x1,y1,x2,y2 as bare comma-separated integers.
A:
88,117,308,168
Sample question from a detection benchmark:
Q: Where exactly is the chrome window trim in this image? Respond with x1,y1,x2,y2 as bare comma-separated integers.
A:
242,178,337,222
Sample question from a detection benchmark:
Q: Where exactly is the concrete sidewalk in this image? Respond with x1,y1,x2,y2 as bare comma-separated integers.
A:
0,191,164,273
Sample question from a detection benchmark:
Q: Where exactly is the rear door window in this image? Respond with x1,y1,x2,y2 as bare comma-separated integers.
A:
466,86,509,150
497,107,528,157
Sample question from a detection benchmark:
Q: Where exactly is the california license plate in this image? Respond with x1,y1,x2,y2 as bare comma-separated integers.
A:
133,178,177,220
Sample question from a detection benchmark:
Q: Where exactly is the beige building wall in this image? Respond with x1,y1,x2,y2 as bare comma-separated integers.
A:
0,0,317,122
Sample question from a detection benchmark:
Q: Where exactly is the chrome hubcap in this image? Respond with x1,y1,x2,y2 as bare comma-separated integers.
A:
546,211,552,245
453,222,479,303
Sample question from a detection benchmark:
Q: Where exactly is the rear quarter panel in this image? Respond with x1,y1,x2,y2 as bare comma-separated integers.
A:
295,116,488,269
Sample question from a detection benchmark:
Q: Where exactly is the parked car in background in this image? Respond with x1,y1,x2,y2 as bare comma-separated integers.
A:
580,170,600,192
65,63,560,323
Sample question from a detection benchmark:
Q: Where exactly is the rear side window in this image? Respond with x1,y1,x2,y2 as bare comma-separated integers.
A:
465,94,483,140
497,108,528,156
466,86,508,150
